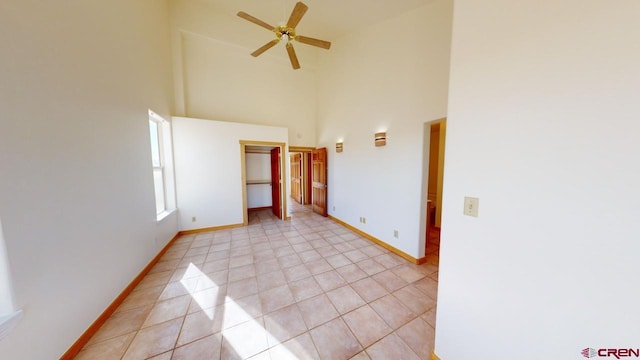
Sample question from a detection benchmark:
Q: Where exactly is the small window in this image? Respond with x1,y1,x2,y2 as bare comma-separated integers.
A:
148,110,175,219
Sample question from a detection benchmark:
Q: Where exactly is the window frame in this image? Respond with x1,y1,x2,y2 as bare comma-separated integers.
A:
148,110,174,220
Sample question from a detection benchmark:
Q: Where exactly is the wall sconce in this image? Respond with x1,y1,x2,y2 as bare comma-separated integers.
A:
336,142,344,153
375,132,387,147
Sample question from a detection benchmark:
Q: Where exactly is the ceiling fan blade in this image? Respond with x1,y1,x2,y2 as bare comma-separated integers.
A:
295,35,331,50
286,42,301,70
237,11,275,31
251,39,280,57
286,2,308,29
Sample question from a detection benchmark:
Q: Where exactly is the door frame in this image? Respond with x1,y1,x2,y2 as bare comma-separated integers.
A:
289,146,314,205
240,140,287,225
311,147,328,217
270,147,282,219
290,153,303,204
421,118,447,256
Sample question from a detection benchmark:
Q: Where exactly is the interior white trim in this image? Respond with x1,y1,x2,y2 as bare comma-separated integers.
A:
0,310,22,342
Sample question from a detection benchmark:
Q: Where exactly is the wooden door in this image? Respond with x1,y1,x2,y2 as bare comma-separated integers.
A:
290,153,302,204
425,201,432,254
304,153,312,205
270,147,282,219
311,148,327,216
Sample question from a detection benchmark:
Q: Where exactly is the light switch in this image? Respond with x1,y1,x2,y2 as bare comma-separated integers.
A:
464,197,479,217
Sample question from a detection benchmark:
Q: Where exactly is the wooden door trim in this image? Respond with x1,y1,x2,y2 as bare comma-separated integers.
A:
304,153,312,204
290,153,302,204
240,140,287,225
422,117,447,255
270,147,282,219
289,146,314,205
289,146,315,153
311,147,328,216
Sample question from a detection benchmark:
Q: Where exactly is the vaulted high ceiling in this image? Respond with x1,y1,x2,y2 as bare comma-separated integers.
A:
197,0,436,40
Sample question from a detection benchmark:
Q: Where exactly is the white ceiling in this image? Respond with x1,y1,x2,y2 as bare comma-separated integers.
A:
197,0,435,41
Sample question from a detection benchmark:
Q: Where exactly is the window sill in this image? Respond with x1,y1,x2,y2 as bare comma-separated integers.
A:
156,208,177,223
0,310,23,342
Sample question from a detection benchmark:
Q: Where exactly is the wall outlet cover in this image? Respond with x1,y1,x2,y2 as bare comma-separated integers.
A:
464,197,479,217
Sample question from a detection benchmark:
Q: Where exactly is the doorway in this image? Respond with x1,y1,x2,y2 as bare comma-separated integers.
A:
423,119,446,257
288,146,328,217
311,147,328,217
289,153,305,205
289,147,314,206
240,141,287,225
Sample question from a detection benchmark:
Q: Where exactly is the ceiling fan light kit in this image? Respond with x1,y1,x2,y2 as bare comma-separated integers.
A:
237,1,331,70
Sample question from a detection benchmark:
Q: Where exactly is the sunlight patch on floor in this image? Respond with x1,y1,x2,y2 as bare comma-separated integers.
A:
181,262,306,359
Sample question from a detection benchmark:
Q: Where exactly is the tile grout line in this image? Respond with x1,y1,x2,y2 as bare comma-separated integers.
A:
80,205,439,359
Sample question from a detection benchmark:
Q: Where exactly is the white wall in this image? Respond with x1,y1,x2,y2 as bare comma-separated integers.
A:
172,117,288,231
0,0,177,358
246,153,273,209
316,0,453,258
247,184,273,209
436,0,640,359
170,0,318,146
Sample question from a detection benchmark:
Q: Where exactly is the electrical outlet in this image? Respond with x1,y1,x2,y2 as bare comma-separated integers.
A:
394,230,399,238
192,216,197,222
333,206,335,211
362,217,366,224
464,197,479,217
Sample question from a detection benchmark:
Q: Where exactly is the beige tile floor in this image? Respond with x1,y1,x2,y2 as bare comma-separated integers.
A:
76,202,440,360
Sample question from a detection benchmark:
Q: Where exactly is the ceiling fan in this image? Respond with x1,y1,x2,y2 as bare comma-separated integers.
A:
237,1,331,70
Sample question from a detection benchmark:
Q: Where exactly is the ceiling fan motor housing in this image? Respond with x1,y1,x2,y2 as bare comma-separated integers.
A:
276,25,296,41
